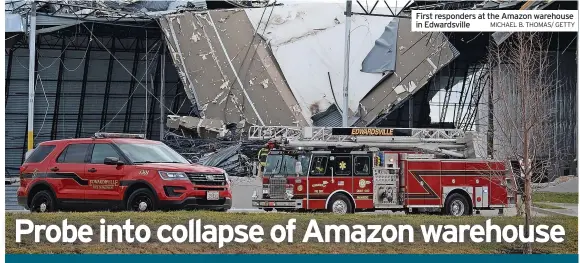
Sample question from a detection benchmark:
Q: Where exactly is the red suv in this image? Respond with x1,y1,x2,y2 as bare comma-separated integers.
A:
17,133,232,212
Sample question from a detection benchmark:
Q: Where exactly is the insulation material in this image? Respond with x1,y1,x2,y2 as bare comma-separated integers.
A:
159,10,308,127
361,18,399,73
244,3,392,120
358,18,460,125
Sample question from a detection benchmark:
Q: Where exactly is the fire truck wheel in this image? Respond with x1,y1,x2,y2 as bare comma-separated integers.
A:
263,208,273,212
328,194,353,214
445,193,470,216
127,188,156,212
30,190,57,213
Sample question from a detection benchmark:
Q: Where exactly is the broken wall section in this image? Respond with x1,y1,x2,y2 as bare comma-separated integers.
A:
358,18,460,125
159,9,309,127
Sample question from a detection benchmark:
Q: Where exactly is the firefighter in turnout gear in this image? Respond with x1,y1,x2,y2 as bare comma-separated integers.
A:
257,147,269,177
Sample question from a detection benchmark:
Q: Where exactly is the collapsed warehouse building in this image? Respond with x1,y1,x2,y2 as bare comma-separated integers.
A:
5,0,577,185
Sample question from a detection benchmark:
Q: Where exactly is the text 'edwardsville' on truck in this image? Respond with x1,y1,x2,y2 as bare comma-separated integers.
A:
248,126,518,216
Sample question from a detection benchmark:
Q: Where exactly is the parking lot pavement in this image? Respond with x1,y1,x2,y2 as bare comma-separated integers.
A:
532,203,578,217
230,176,262,210
537,178,578,193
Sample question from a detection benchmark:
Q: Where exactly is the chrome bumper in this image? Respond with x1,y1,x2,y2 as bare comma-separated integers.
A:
252,199,303,209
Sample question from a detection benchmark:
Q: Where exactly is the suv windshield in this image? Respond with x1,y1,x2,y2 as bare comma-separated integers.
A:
263,153,310,176
116,142,190,164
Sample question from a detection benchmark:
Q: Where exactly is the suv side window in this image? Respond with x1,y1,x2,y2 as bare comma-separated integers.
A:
57,144,90,163
90,144,121,164
24,145,56,163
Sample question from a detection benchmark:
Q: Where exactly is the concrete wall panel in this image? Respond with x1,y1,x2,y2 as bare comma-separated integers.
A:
358,18,459,125
160,10,308,126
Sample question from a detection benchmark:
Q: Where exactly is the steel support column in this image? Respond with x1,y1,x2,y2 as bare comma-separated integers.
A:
5,49,14,106
148,52,161,138
27,4,37,151
408,97,413,128
342,0,352,127
100,37,116,130
75,33,93,138
51,38,66,140
124,38,141,133
160,42,166,141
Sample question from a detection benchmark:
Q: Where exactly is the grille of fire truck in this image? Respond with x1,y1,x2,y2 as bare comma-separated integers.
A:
186,173,226,186
268,177,287,199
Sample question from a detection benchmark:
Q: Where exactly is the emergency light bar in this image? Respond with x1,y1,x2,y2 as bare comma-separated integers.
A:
93,132,146,139
331,128,412,137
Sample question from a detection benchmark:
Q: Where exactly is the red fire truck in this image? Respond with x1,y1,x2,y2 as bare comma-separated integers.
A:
249,126,518,216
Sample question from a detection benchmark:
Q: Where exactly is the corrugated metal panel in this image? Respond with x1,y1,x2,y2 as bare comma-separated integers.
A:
313,110,342,127
5,32,189,169
111,59,135,82
80,115,103,137
86,58,111,82
5,114,26,168
109,82,132,95
10,54,29,79
83,95,105,114
6,94,28,113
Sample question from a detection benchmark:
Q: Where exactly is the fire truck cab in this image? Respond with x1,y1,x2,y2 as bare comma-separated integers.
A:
249,126,518,216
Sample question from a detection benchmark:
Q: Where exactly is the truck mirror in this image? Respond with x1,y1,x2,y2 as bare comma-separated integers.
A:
104,157,123,166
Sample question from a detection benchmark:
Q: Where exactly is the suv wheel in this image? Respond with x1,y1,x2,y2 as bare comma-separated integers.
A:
30,190,56,213
127,189,156,212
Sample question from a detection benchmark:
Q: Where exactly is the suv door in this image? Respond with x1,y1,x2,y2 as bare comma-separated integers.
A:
84,143,126,204
49,143,91,205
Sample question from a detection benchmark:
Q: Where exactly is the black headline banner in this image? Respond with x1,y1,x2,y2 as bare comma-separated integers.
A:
331,128,412,137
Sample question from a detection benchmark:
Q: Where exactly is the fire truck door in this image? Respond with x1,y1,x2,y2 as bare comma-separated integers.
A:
353,154,373,203
308,154,331,200
331,154,354,193
308,153,353,201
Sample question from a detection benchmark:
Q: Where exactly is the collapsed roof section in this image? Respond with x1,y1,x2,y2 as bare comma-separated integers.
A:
158,9,309,127
357,18,460,125
159,3,459,127
244,3,391,121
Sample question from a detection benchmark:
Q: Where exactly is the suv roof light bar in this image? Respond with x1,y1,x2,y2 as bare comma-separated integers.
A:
93,132,146,139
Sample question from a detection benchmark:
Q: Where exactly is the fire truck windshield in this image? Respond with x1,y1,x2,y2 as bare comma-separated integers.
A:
263,152,310,176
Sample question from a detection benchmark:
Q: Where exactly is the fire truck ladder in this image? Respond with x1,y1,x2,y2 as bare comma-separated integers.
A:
247,126,477,159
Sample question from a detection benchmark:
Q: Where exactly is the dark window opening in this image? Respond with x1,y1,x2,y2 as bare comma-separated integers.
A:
24,145,56,163
334,156,352,176
310,156,328,176
90,144,121,164
354,156,371,176
57,143,90,163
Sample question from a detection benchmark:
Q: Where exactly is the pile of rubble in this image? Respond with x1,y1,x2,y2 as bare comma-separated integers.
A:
163,115,268,177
